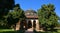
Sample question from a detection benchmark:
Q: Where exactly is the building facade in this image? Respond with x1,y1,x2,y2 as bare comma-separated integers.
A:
15,10,42,31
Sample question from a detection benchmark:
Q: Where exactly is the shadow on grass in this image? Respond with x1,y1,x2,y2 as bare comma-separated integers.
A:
34,31,60,33
15,29,25,33
33,29,60,33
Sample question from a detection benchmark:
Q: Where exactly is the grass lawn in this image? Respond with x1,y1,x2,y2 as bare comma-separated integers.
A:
0,29,15,33
0,29,25,33
57,29,60,32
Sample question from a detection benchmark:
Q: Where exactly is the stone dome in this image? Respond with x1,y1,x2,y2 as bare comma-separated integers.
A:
25,10,36,13
25,10,38,19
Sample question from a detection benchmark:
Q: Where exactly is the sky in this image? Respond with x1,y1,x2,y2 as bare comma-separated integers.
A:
15,0,60,17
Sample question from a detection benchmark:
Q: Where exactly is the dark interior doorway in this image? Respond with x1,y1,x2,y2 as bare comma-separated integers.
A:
33,20,36,28
28,20,32,29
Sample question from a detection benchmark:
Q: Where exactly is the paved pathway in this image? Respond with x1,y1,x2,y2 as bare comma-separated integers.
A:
25,31,34,33
25,28,34,33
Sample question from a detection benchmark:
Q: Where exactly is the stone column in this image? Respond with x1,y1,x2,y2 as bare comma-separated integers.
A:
31,20,33,30
36,20,40,31
16,20,20,30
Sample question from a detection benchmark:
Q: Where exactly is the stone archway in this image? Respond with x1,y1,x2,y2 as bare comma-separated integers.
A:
28,20,32,29
33,20,36,28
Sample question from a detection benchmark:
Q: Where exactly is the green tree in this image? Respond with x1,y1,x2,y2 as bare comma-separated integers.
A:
57,17,60,27
0,0,15,28
38,4,58,31
0,0,15,16
7,4,26,28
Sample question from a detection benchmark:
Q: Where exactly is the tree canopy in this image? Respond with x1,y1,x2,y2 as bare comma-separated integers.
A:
0,0,15,28
38,4,58,31
0,0,15,16
7,4,26,27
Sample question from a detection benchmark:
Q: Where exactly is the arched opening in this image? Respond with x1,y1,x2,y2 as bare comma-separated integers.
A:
33,20,36,28
20,21,24,30
28,20,32,29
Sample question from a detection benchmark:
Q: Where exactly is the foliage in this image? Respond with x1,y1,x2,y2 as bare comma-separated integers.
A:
0,0,14,17
34,29,60,33
34,31,60,33
7,4,26,28
57,17,60,27
58,17,60,23
0,0,15,28
38,4,58,31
